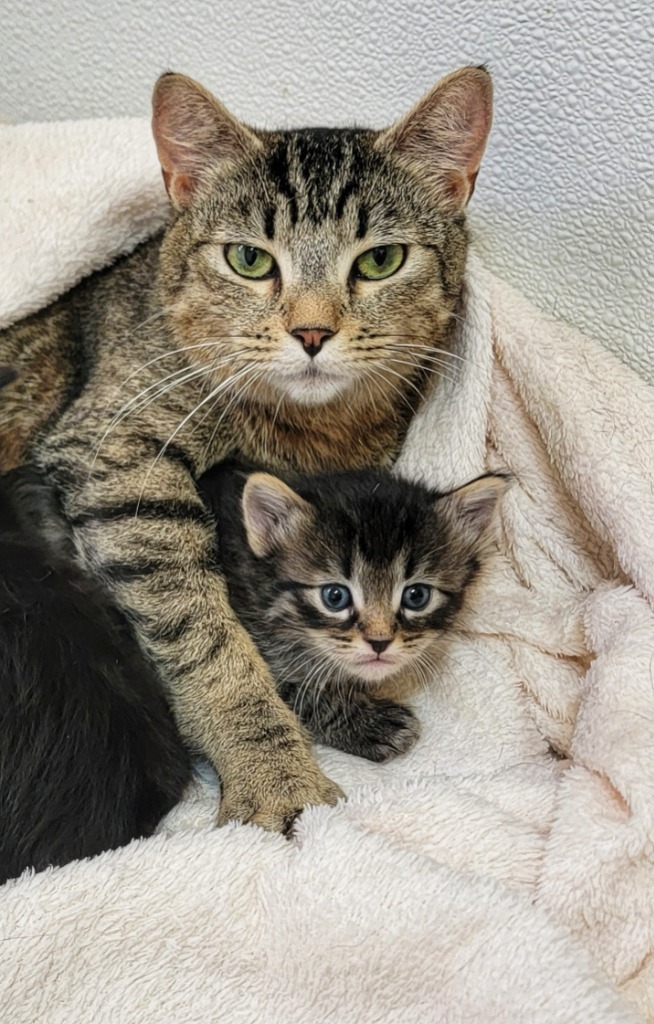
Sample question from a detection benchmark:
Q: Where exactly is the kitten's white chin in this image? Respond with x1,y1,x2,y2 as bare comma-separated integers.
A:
353,658,402,683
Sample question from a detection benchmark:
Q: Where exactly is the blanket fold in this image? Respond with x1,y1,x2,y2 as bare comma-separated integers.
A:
1,118,653,1024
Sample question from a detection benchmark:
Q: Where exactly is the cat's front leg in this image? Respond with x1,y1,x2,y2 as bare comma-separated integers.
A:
37,427,343,833
279,680,421,763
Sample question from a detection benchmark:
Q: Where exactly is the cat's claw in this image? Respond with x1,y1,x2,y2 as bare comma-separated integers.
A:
217,769,344,834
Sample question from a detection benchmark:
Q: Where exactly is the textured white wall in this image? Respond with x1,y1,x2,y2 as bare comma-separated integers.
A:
2,0,652,380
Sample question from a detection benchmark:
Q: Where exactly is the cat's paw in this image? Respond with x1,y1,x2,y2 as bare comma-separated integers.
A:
334,698,421,763
217,762,344,835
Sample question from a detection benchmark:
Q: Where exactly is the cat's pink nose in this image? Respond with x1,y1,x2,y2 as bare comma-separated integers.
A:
291,326,334,358
367,638,392,655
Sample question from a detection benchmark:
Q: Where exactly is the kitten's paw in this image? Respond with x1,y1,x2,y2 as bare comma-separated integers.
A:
218,764,344,835
335,698,421,763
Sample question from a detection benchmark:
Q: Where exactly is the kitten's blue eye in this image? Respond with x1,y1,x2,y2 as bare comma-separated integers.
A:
321,584,352,611
401,584,432,611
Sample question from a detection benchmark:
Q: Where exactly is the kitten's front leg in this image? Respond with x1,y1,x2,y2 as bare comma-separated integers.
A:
38,427,342,833
279,680,421,763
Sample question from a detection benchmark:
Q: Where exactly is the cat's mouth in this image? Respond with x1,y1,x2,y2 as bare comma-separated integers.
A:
352,654,401,681
276,364,349,404
297,364,339,385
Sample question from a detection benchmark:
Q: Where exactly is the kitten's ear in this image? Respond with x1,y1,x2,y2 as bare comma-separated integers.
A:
439,473,509,545
242,474,314,558
152,72,262,210
376,66,492,211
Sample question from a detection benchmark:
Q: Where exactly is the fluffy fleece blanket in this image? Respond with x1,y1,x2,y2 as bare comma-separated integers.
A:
1,119,653,1024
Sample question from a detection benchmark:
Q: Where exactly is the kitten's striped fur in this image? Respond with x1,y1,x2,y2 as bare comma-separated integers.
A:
201,464,507,763
0,67,492,831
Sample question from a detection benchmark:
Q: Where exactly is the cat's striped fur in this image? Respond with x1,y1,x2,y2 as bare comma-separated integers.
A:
0,67,492,831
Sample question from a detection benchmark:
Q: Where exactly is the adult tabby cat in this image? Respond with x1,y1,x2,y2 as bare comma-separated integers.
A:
0,66,492,832
200,463,507,763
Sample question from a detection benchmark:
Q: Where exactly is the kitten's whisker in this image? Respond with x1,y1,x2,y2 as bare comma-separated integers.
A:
293,657,323,721
303,652,338,718
276,645,315,681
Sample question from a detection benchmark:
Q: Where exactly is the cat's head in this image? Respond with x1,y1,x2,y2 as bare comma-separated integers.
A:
152,68,492,409
238,468,507,685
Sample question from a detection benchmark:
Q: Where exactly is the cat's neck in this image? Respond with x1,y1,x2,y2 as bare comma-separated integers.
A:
222,382,421,474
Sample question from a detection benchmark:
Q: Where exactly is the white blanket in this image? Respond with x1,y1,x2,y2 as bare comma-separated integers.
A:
1,120,653,1024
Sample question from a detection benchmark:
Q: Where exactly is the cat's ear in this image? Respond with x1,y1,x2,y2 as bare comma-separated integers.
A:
152,72,262,210
242,473,314,558
439,473,509,545
376,66,492,211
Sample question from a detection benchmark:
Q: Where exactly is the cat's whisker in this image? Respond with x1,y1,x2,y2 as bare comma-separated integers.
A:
111,349,257,422
200,366,269,462
354,344,460,379
190,361,262,440
359,365,416,415
98,349,261,454
110,363,217,426
117,333,263,387
98,357,235,448
88,364,220,478
136,365,261,510
366,335,480,370
384,355,459,389
105,336,265,417
379,344,463,369
366,363,426,404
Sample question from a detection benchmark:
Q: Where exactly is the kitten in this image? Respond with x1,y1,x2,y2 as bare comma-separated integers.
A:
0,67,493,831
200,463,507,762
0,463,191,884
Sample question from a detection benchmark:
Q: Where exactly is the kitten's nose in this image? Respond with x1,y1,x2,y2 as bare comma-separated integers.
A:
367,638,392,655
291,326,334,358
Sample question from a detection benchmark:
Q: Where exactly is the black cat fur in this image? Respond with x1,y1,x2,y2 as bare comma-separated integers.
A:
0,466,191,885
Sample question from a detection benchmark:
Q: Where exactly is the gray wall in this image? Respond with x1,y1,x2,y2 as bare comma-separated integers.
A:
2,0,653,379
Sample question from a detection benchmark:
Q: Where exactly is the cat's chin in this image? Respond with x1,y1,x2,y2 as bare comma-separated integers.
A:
352,658,403,683
275,368,351,406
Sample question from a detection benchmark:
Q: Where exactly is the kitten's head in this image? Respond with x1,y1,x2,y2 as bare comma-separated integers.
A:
239,469,507,685
152,68,492,408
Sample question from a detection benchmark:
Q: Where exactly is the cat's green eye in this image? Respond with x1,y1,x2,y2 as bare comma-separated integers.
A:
354,244,406,281
225,244,276,279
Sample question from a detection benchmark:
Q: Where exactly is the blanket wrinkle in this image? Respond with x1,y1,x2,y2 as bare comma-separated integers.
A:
1,118,653,1024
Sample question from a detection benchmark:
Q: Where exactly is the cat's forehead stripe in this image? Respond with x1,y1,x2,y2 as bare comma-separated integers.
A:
264,130,370,236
